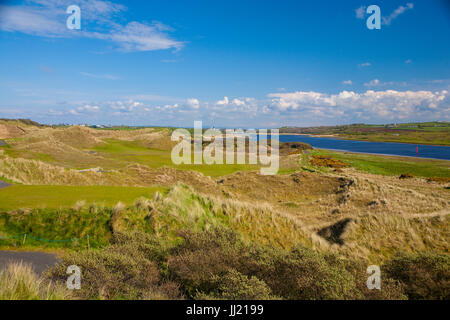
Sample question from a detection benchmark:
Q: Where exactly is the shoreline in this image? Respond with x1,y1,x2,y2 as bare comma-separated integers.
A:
275,133,450,147
314,148,450,162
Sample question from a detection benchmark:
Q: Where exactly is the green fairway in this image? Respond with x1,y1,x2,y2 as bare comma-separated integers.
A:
0,185,165,211
93,139,259,177
313,149,450,178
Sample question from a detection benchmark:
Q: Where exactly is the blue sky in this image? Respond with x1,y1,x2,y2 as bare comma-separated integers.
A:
0,0,449,127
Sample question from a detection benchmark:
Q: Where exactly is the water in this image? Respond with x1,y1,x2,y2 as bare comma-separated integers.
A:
277,135,450,161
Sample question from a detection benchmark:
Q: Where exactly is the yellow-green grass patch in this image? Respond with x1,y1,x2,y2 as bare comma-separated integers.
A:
0,185,166,211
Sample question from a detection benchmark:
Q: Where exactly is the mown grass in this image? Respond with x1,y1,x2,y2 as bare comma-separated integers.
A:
312,149,450,178
0,185,165,211
93,139,259,177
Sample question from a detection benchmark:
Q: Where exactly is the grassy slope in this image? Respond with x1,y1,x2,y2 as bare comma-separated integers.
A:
0,185,165,211
313,149,450,178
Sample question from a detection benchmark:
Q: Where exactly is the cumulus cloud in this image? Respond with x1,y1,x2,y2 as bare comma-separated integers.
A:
216,97,229,105
77,104,100,112
186,98,200,109
342,80,353,85
268,89,449,122
45,88,449,126
0,0,183,52
232,98,246,106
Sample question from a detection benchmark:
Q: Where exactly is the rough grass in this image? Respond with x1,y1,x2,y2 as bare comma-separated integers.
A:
312,149,450,178
0,262,69,300
0,185,165,211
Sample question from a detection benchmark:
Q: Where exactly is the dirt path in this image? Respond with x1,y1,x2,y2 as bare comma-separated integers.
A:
407,208,450,219
0,251,60,275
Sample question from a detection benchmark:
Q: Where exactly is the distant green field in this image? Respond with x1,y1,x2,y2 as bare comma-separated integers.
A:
314,149,450,178
93,139,259,177
0,185,165,211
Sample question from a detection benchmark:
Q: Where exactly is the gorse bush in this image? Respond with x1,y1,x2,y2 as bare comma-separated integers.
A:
46,231,183,300
168,227,361,300
44,227,449,300
383,252,450,300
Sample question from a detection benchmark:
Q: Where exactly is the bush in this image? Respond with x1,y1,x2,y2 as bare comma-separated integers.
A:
196,269,277,300
46,231,183,300
169,227,363,300
383,252,450,300
309,155,349,169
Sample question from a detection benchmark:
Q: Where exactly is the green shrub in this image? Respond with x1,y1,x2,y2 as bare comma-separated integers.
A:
196,269,277,300
383,252,450,300
46,231,182,300
169,227,362,300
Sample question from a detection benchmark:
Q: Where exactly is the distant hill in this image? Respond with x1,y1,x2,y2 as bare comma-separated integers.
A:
279,122,450,146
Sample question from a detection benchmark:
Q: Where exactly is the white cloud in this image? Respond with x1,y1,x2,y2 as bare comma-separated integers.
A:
268,89,449,122
0,1,183,52
216,96,229,105
342,80,353,85
108,22,183,52
80,72,119,80
355,3,414,26
77,104,100,112
44,88,449,126
232,98,245,106
364,79,381,87
186,98,200,109
364,79,397,87
405,59,413,64
358,62,371,68
355,6,366,19
382,3,414,25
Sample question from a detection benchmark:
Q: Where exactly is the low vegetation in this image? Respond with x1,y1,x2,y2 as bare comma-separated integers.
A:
311,149,450,178
0,262,69,300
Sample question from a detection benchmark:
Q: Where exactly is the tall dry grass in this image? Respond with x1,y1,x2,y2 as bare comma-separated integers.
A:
0,262,69,300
